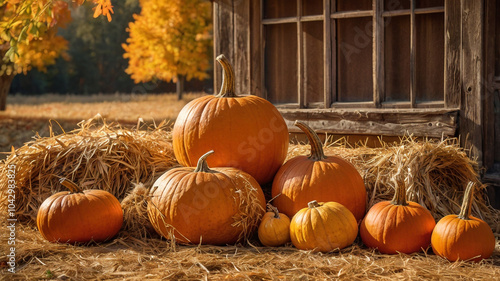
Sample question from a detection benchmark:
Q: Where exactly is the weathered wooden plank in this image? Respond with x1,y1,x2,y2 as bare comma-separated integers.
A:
331,10,373,19
460,0,484,165
279,108,458,137
297,0,304,108
323,0,331,108
483,0,496,170
382,7,444,17
250,0,262,97
331,0,337,105
373,0,383,107
233,0,250,95
213,0,234,94
444,0,461,108
262,17,298,25
409,0,416,107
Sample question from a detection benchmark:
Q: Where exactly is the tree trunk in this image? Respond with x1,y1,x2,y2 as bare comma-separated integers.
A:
176,75,185,100
0,74,14,111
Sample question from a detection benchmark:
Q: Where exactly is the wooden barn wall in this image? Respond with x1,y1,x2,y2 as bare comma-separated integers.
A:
212,0,496,170
213,0,252,96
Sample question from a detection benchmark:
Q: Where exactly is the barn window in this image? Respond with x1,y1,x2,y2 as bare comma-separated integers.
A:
261,0,445,109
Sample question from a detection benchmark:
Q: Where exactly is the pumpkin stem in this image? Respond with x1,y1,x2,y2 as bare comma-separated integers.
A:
390,167,408,206
267,203,280,219
194,150,215,173
294,121,327,161
458,181,475,220
216,54,237,98
59,178,82,193
308,200,321,209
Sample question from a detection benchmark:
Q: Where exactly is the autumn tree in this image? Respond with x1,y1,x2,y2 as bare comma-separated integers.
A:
122,0,212,100
0,0,113,110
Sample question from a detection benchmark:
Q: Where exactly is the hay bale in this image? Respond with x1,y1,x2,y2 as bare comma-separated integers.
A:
0,115,177,229
289,136,500,232
1,116,499,240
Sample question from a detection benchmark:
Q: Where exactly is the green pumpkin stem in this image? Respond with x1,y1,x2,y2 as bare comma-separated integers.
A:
194,150,215,173
458,181,475,220
60,178,82,193
390,168,408,206
216,54,237,98
294,121,327,161
267,203,281,219
308,200,321,209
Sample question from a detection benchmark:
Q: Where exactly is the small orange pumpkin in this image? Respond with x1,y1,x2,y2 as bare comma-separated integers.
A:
289,200,358,252
37,178,123,244
148,150,266,245
258,204,291,247
360,168,436,254
172,55,289,185
272,121,366,221
431,182,495,262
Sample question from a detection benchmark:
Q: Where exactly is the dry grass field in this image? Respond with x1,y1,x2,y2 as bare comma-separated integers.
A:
0,93,205,158
0,93,499,280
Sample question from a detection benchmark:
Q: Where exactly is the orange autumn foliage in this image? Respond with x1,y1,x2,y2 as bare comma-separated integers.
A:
122,0,212,84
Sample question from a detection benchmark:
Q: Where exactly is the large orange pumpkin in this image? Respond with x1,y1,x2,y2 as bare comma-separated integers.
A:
37,178,123,244
271,121,366,221
431,182,495,262
360,169,436,254
147,150,266,245
289,200,358,252
172,54,289,185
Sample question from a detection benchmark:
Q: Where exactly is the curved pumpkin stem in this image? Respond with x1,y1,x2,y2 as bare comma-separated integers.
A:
216,54,237,98
267,203,281,219
308,200,321,209
390,167,408,206
458,181,475,220
294,121,327,161
194,150,215,173
60,178,82,193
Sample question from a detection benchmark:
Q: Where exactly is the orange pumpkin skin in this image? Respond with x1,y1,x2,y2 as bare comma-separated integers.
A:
258,206,291,247
173,55,289,185
148,151,266,245
431,182,495,262
37,180,123,244
289,201,358,252
431,215,495,262
360,201,436,254
272,121,366,221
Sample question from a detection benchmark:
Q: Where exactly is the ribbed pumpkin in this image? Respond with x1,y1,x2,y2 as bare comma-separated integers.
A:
172,54,289,185
271,121,366,221
431,182,495,262
360,169,436,254
290,200,358,252
37,178,123,244
148,150,266,245
258,204,291,247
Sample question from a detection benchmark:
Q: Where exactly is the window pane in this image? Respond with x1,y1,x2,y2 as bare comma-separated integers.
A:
303,0,322,16
416,13,444,102
264,0,297,19
303,21,324,105
416,0,444,9
265,24,298,103
384,0,410,11
335,0,372,12
336,17,373,102
384,16,410,102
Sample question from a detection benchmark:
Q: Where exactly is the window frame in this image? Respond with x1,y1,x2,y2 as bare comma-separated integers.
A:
260,0,446,109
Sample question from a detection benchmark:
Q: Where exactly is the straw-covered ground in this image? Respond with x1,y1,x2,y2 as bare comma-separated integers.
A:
0,105,499,279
